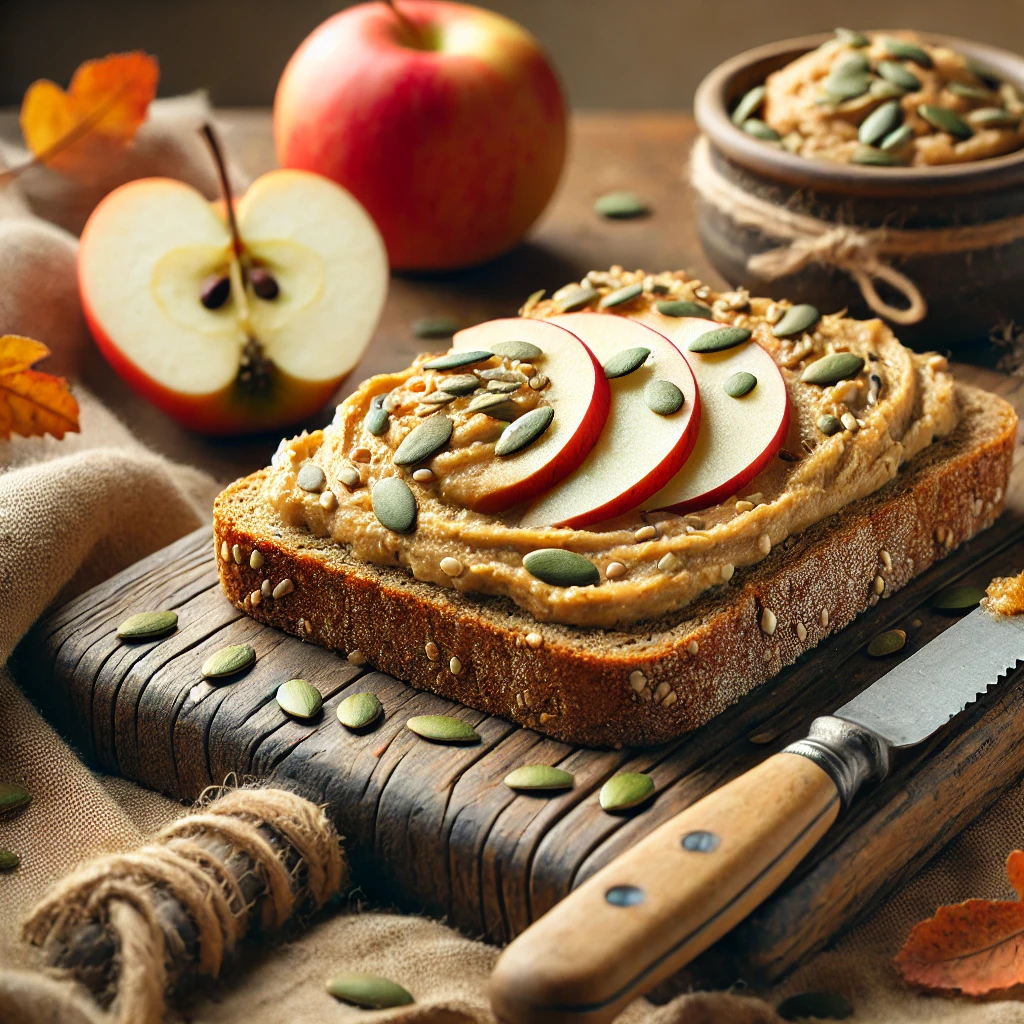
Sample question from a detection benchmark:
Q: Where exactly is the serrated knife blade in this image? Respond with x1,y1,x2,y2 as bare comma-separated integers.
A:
835,607,1024,748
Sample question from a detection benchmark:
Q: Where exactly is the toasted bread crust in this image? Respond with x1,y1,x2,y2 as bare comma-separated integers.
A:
213,383,1016,747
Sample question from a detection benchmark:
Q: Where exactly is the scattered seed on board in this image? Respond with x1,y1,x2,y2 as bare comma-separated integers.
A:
117,611,178,641
201,644,256,680
594,191,649,219
372,477,418,534
603,347,651,379
337,691,383,730
599,773,654,812
645,379,685,415
931,584,985,611
276,678,323,719
407,715,480,743
272,579,294,599
523,549,600,587
504,765,575,792
867,629,906,657
0,783,31,814
326,973,414,1010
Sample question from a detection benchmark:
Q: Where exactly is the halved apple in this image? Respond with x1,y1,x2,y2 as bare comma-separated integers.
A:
519,314,700,528
641,316,790,514
79,169,388,435
451,318,610,513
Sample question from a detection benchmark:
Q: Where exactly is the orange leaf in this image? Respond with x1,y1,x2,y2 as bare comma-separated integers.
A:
0,335,80,440
895,850,1024,995
19,52,158,175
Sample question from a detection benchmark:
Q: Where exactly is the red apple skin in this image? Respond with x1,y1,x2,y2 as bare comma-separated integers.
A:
274,0,566,271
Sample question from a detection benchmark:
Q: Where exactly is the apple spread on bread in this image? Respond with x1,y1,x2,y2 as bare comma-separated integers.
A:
264,269,957,629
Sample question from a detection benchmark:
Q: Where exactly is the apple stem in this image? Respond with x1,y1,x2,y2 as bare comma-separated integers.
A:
200,123,245,259
383,0,418,43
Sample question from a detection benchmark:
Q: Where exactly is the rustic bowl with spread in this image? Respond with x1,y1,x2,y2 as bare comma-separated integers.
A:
692,31,1024,349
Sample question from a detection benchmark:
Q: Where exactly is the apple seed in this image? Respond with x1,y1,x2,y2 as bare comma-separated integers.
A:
249,267,280,300
200,273,230,310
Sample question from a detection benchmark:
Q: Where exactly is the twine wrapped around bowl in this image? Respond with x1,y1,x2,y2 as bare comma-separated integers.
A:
692,33,1024,349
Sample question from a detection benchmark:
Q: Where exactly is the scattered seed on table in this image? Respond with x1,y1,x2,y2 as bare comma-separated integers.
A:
407,715,480,744
594,191,649,219
276,678,322,719
600,772,655,812
326,973,414,1010
337,692,384,730
931,584,985,611
117,611,178,641
504,765,575,792
201,644,256,680
867,629,907,657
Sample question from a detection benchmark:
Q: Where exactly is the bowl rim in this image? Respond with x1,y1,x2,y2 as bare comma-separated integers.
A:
694,30,1024,197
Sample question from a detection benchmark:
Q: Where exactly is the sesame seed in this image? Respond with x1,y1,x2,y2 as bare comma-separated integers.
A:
250,590,261,607
606,561,627,579
232,544,243,564
761,608,777,635
880,549,892,571
758,534,772,556
525,632,543,649
250,549,265,569
658,552,681,573
820,608,829,627
440,556,464,577
687,640,699,656
973,498,983,517
634,525,658,542
945,530,954,549
874,575,885,595
261,579,272,598
272,579,295,599
735,500,754,513
425,641,440,661
662,691,678,707
347,649,367,666
841,412,859,432
319,490,337,510
220,540,230,561
721,563,735,581
449,656,463,675
796,621,807,641
629,670,646,693
351,447,372,463
654,681,671,702
413,468,434,483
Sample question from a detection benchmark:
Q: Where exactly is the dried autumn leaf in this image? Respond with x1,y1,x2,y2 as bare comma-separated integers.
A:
19,52,158,175
0,335,80,440
895,849,1024,995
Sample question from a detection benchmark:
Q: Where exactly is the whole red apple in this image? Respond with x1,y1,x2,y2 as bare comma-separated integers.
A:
274,0,567,271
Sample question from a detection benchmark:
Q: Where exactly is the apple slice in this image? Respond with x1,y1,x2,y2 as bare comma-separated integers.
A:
450,318,609,513
79,168,387,435
519,314,700,528
641,316,790,514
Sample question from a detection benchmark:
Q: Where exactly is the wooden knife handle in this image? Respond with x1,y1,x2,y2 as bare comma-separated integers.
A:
488,752,841,1024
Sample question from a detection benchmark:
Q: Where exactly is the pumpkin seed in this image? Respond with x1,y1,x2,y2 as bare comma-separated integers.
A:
859,100,903,146
504,765,575,792
852,144,903,166
297,463,327,492
437,374,480,396
603,347,651,379
731,84,766,125
822,70,870,102
555,284,599,312
724,371,757,398
778,991,852,1021
883,37,933,68
0,783,30,815
412,315,459,339
276,678,323,719
422,390,456,405
337,692,384,730
201,644,256,680
523,549,600,588
393,415,453,465
772,303,821,338
781,131,804,153
487,380,522,394
877,61,921,92
968,107,1020,128
599,282,644,309
594,191,649,219
947,81,993,104
801,352,865,385
834,27,869,48
966,58,1002,90
687,326,751,353
918,104,973,140
817,414,844,436
372,477,418,533
491,340,542,361
364,402,390,434
478,368,526,383
422,350,492,371
117,610,178,641
656,299,713,319
407,715,480,743
0,849,19,872
931,584,985,611
867,629,906,657
521,288,546,313
495,407,554,456
742,118,782,142
880,124,916,151
599,772,654,812
869,78,907,100
326,973,414,1009
645,379,685,416
467,393,519,420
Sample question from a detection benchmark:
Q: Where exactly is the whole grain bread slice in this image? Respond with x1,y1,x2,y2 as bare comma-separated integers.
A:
213,382,1016,747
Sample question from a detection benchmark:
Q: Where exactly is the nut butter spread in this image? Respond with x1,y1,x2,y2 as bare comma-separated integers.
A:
265,268,958,628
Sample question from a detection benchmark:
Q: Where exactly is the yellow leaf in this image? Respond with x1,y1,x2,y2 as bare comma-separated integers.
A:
0,335,80,440
19,52,159,175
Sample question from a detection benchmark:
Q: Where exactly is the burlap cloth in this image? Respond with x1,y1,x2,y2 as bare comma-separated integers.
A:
1,98,1023,1024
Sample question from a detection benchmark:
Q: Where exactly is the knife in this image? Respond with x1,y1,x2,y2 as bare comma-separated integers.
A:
489,607,1024,1024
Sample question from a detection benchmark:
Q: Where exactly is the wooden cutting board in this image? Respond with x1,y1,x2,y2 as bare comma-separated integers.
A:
12,512,1024,988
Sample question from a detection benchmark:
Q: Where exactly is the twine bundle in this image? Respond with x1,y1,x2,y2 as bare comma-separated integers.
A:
689,134,1024,326
2,787,346,1024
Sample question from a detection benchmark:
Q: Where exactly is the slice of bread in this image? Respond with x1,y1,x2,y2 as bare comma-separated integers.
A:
213,382,1016,747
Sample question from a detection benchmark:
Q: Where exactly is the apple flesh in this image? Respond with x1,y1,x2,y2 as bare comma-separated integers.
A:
641,317,790,514
520,314,700,529
274,0,566,270
79,169,388,435
451,318,609,513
